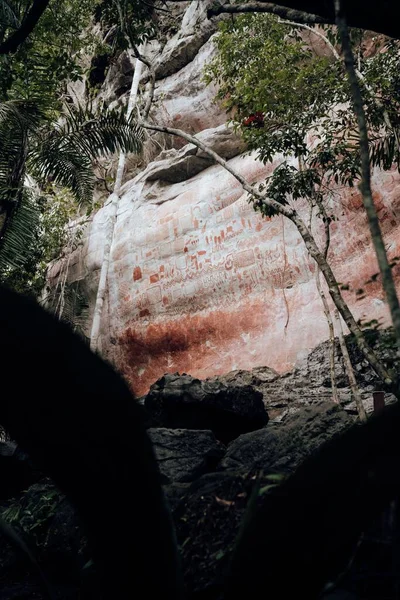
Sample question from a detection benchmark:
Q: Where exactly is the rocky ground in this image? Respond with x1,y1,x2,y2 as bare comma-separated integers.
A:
0,331,399,599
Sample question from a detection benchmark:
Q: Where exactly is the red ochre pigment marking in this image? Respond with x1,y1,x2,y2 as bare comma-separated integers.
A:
133,266,142,281
118,300,267,396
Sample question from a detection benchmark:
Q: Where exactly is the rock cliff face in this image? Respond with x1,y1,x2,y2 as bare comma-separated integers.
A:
48,1,400,396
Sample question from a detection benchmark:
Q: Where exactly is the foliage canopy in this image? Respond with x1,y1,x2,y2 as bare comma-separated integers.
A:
0,0,149,294
205,14,400,217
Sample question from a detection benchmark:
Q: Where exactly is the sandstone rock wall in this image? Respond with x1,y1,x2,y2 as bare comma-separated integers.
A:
48,2,400,396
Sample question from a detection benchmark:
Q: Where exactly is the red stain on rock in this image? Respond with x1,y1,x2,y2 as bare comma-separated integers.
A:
133,266,142,281
139,309,150,318
118,300,269,396
150,273,159,283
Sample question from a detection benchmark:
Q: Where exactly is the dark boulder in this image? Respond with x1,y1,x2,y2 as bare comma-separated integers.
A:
148,428,225,483
221,401,353,474
144,373,268,443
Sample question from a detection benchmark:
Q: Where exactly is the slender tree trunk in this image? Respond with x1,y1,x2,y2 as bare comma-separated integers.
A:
90,50,145,353
304,160,338,402
334,307,367,422
316,268,339,403
289,210,395,390
335,0,400,352
315,187,365,418
56,213,80,320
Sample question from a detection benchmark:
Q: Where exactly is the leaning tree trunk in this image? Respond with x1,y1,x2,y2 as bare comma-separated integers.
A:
334,308,367,422
90,50,145,353
316,268,339,404
335,0,400,351
304,163,339,404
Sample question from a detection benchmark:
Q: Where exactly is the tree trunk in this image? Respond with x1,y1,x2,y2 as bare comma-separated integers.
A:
334,307,367,422
90,50,145,353
335,0,400,352
316,268,339,404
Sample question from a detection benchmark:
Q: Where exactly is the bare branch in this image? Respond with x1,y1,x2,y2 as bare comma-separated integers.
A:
130,43,152,70
207,2,329,24
314,188,365,419
278,18,340,60
302,157,338,405
112,1,155,122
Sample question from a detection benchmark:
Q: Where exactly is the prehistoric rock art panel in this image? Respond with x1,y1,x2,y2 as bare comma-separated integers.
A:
104,155,400,396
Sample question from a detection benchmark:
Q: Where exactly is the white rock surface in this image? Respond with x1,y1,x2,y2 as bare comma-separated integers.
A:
48,2,400,397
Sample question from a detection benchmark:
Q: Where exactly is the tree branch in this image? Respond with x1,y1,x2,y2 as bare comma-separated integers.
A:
278,17,340,60
207,2,329,24
280,17,400,150
301,158,339,406
334,307,367,421
0,0,51,55
112,0,155,122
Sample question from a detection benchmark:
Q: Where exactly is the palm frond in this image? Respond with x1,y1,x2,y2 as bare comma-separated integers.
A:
28,102,143,203
0,100,45,196
61,284,90,339
0,100,46,273
0,99,45,132
0,0,20,31
0,190,39,272
29,142,95,204
54,102,144,159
